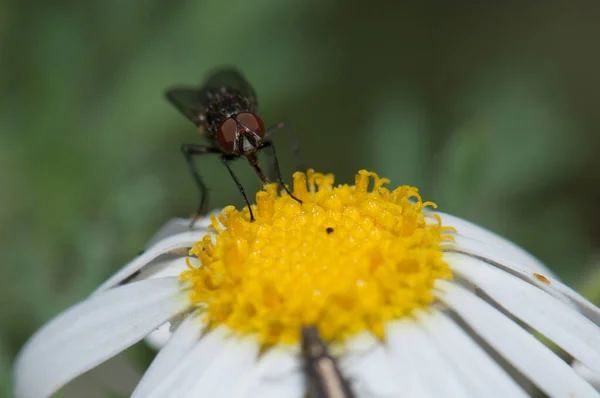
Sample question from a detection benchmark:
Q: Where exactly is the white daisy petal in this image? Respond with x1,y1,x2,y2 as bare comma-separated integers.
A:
93,229,209,295
416,309,528,398
185,335,259,398
436,280,599,397
127,256,197,287
145,214,218,248
573,360,600,391
242,348,303,398
146,256,198,280
133,313,203,397
384,327,431,397
386,319,472,397
245,375,304,398
338,332,399,396
447,252,600,373
142,326,230,398
431,211,554,277
144,321,174,351
445,236,573,306
14,278,190,398
530,274,600,327
444,243,600,325
142,257,202,350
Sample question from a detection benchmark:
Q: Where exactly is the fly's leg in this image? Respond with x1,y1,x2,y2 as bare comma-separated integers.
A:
261,141,302,205
222,155,256,222
181,144,220,228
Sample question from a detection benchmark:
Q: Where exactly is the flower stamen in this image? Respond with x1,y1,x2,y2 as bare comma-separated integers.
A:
180,170,455,346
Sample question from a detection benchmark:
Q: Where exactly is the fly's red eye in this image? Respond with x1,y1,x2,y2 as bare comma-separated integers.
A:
235,112,265,137
217,118,238,153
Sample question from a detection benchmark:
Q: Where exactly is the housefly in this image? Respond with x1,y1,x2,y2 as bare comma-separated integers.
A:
165,68,302,224
301,326,356,398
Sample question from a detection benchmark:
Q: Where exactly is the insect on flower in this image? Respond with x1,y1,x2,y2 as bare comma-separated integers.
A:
165,68,303,224
302,326,356,398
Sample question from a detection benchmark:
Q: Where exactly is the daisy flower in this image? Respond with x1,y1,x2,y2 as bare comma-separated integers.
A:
13,170,600,398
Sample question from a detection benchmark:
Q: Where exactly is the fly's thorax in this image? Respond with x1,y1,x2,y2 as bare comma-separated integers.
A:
204,90,256,135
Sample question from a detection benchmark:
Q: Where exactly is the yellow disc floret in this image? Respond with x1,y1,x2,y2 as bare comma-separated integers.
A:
180,170,454,346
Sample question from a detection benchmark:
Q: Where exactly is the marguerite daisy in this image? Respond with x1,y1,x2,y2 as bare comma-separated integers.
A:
13,170,600,398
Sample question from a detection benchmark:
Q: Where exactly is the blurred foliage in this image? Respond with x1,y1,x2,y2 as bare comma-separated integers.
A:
2,1,600,395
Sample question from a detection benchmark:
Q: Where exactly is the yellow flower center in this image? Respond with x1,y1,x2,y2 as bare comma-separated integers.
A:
180,170,454,346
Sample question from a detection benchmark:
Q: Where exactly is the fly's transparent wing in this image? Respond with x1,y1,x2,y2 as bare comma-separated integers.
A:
165,68,258,125
201,68,258,111
164,87,205,126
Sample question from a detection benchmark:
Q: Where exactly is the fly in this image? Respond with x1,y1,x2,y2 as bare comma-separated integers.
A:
301,326,356,398
165,68,303,225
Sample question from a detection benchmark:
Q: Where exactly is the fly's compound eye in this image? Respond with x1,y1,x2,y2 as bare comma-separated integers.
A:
235,112,265,137
217,118,238,153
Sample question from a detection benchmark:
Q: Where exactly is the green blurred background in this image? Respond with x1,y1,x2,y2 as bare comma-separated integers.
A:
2,1,600,395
